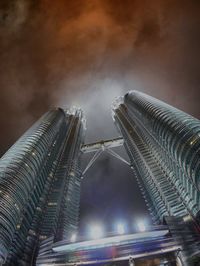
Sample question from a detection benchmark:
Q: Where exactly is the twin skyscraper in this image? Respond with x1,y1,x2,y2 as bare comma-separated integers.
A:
0,91,200,265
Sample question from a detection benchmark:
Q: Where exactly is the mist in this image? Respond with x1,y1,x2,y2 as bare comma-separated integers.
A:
0,0,200,233
1,0,200,151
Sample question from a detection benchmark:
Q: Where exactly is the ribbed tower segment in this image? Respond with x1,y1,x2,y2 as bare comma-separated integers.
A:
0,108,85,266
113,91,200,222
39,109,84,242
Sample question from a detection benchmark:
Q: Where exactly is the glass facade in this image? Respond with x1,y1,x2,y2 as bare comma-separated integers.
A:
1,91,200,265
113,91,200,224
0,108,85,266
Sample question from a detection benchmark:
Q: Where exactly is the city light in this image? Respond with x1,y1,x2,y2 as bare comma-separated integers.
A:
89,224,104,239
70,233,77,242
137,221,146,232
117,223,125,234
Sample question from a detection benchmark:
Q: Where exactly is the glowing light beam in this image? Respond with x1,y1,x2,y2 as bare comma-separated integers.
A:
89,224,104,239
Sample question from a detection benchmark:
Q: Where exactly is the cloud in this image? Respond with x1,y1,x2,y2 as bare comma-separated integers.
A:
1,0,200,232
0,0,200,151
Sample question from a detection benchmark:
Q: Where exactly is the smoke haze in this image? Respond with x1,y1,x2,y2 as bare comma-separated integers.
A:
1,0,200,150
0,0,200,232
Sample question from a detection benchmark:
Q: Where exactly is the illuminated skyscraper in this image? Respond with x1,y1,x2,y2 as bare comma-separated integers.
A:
113,91,200,224
1,91,200,266
0,108,85,266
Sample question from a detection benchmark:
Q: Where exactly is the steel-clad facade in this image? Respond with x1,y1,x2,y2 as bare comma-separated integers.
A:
1,91,200,265
0,108,85,266
113,91,200,223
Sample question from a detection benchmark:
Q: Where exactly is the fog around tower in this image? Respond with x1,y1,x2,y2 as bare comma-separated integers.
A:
0,0,200,232
0,0,200,152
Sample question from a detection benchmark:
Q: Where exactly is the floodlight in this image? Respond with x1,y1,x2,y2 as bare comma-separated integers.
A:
70,233,77,242
117,223,125,234
89,224,104,239
137,221,146,232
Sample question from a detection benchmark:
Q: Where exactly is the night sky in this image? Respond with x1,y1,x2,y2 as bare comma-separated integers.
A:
0,0,200,236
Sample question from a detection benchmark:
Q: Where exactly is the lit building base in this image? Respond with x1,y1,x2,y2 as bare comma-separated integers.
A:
36,225,181,266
